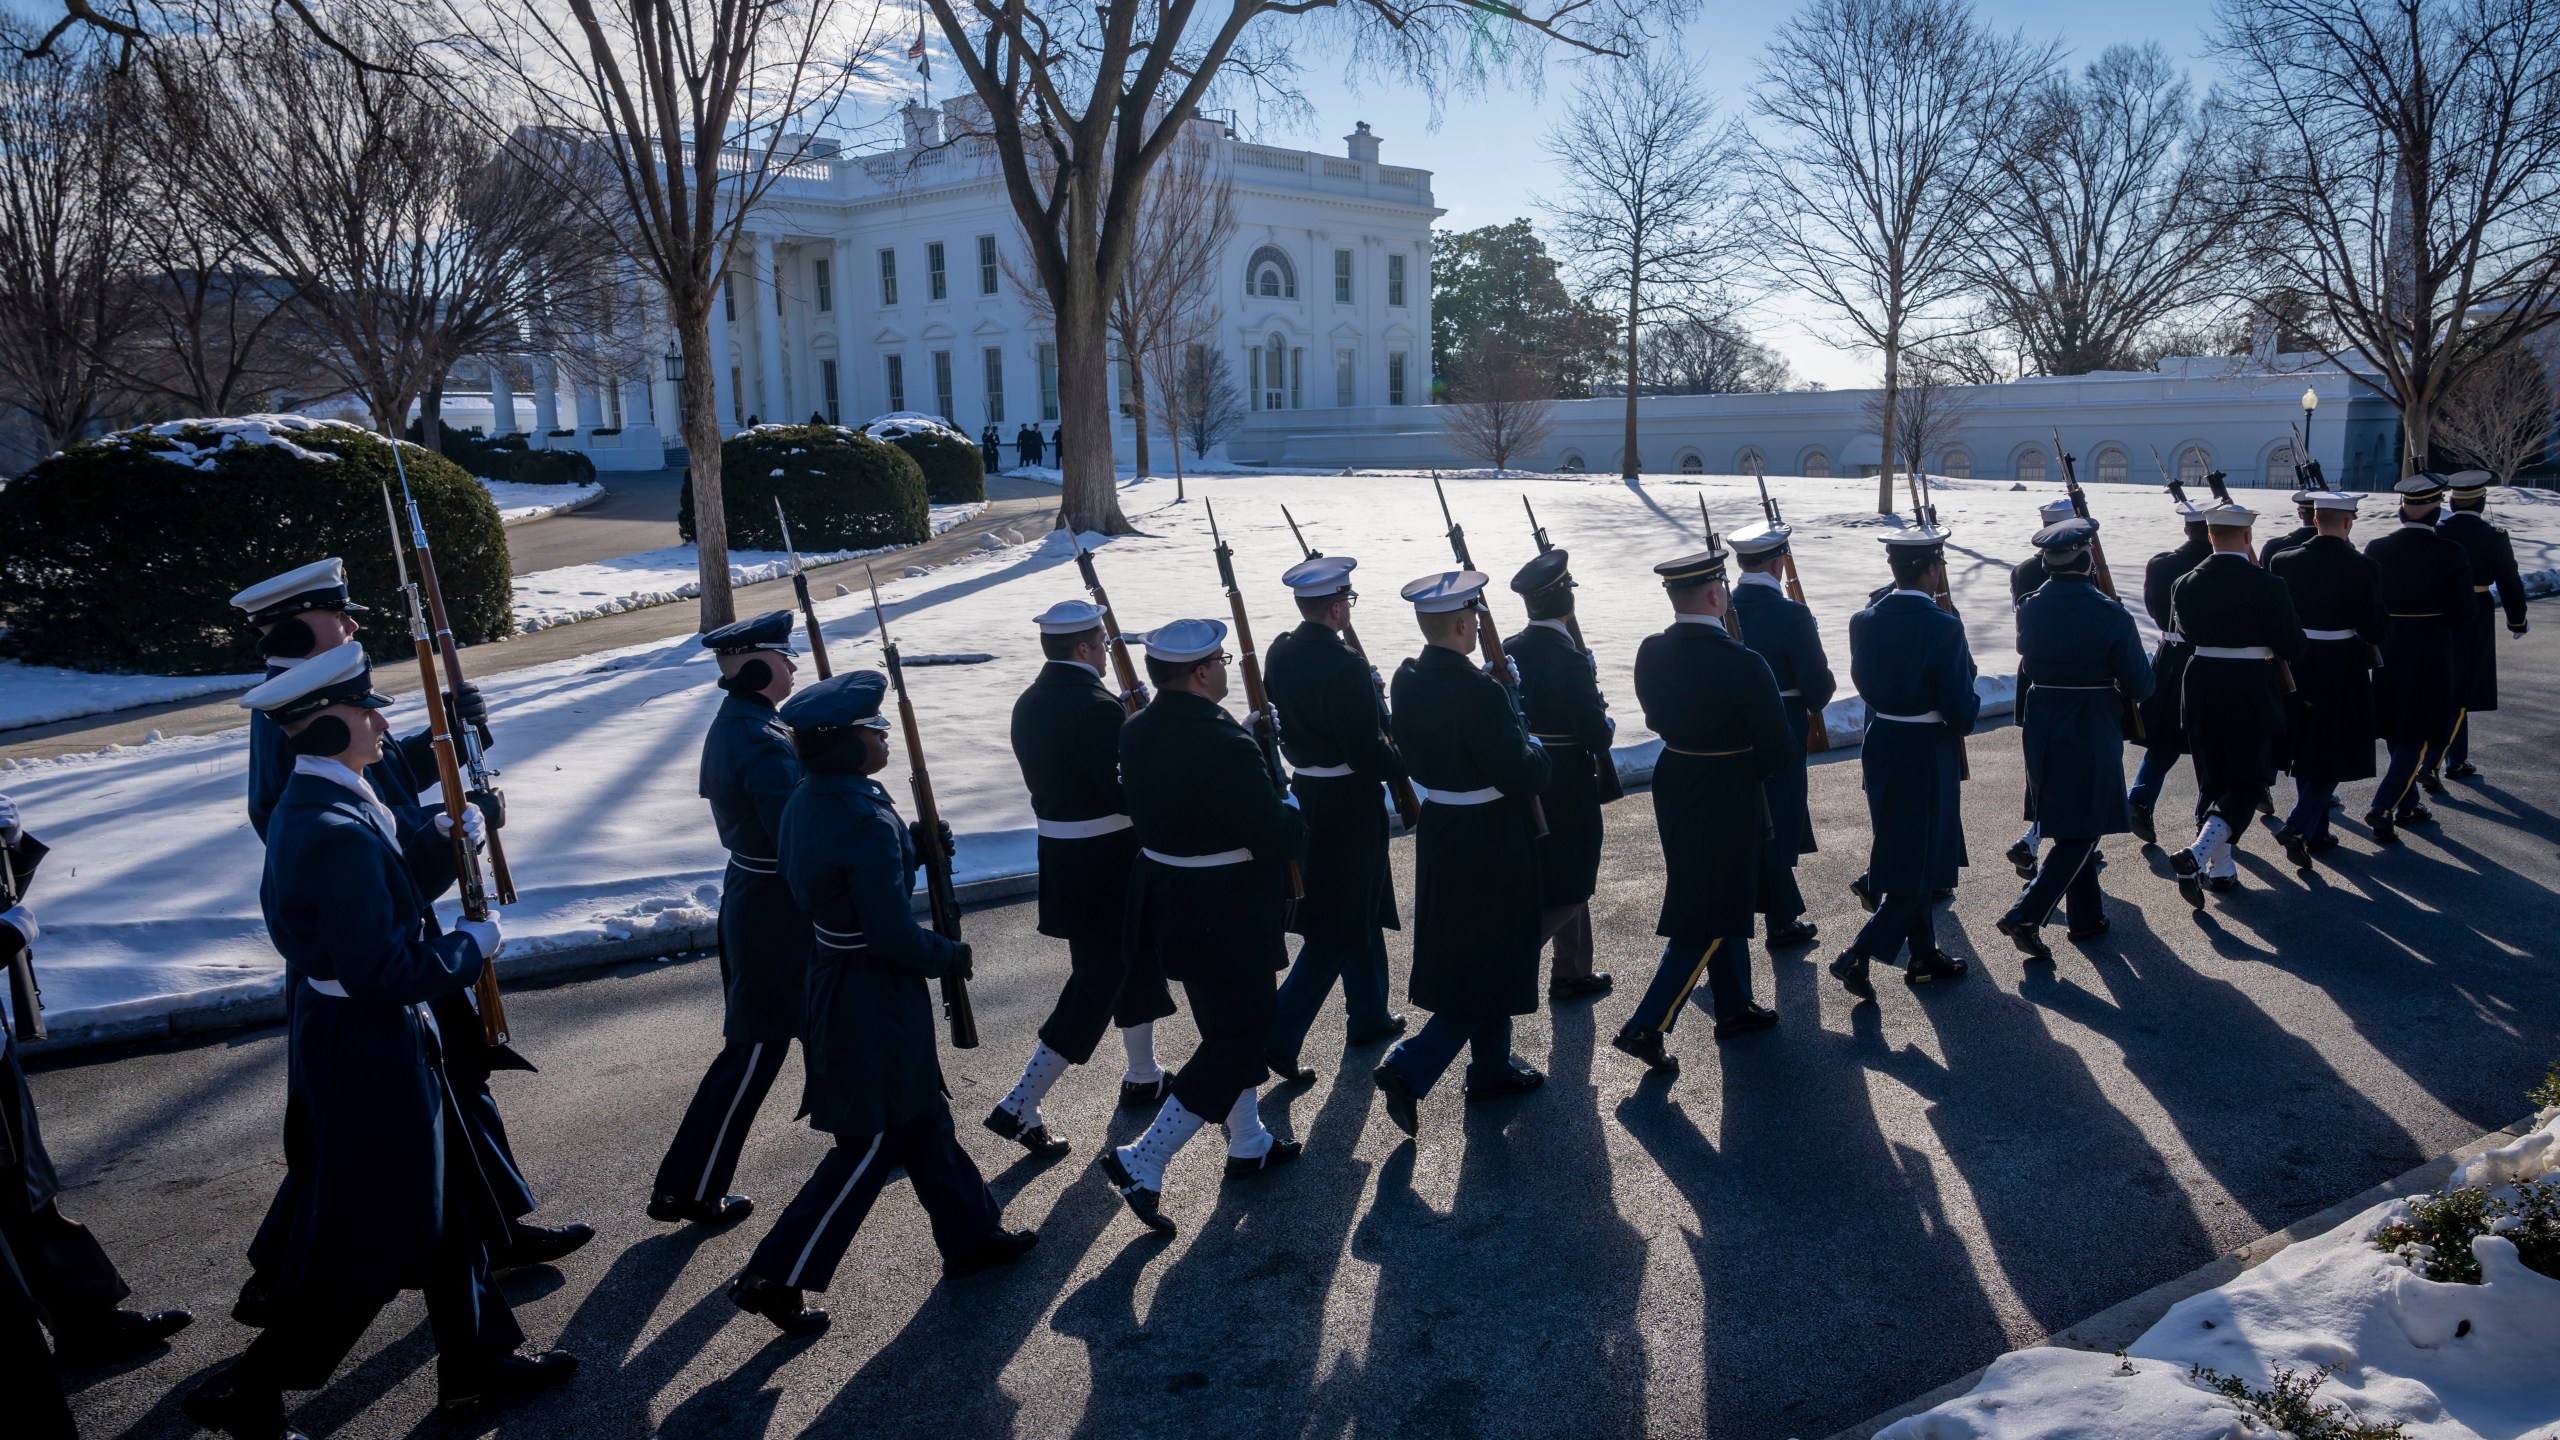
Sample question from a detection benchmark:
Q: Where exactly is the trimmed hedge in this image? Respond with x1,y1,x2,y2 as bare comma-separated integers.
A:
678,424,928,551
0,417,511,675
408,419,597,486
874,422,985,504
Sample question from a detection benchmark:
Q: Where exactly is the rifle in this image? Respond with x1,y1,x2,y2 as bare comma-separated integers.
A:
3,839,40,1042
383,481,510,1047
1910,478,1971,781
866,565,978,1048
396,459,514,904
1430,474,1547,835
1701,494,1744,648
1068,531,1147,714
1206,501,1304,898
2053,431,2144,740
1518,496,1627,802
774,499,833,680
1281,505,1423,827
1749,462,1829,752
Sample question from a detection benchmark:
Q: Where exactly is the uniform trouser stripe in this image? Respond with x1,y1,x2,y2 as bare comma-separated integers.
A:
696,1042,766,1202
2389,742,2433,810
654,1039,787,1207
1656,939,1723,1031
786,1133,884,1288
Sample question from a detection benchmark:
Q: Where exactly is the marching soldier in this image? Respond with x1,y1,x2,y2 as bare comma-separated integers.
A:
2003,499,2080,877
2363,475,2477,839
1829,523,1979,998
2127,493,2214,843
186,644,574,1439
2259,486,2321,568
1729,521,1835,948
2268,493,2388,865
730,672,1035,1334
1612,545,1793,1075
2165,502,2308,903
1504,550,1617,1001
1100,621,1308,1234
1373,573,1552,1136
988,600,1176,1159
1994,519,2154,957
648,613,811,1225
2433,474,2530,783
1263,560,1411,1084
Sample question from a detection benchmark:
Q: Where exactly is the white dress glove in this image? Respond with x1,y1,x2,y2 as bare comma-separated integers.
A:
1,905,35,946
435,805,487,850
0,794,20,846
456,911,503,964
1282,791,1302,810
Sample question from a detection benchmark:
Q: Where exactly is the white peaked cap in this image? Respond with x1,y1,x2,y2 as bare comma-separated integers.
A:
236,640,387,718
1399,570,1489,614
1139,617,1228,663
2202,502,2257,527
1282,554,1358,597
229,557,355,618
1035,598,1107,634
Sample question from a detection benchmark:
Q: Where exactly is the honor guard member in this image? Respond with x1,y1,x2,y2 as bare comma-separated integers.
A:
1373,574,1553,1136
648,612,810,1226
1729,520,1836,947
1613,545,1794,1075
2433,473,2530,783
2128,491,2215,843
2260,484,2322,567
2002,499,2082,877
2267,492,2388,865
0,797,192,1436
1994,519,2154,957
1101,620,1310,1234
1504,549,1617,1001
1263,559,1411,1085
226,563,583,1327
1829,521,1980,998
2164,502,2309,903
2362,475,2477,839
185,644,574,1440
989,599,1176,1159
731,672,1035,1335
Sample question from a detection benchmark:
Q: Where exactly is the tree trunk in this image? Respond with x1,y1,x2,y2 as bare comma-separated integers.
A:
676,300,735,630
1128,357,1151,479
1622,284,1641,479
1875,340,1901,515
1054,266,1130,533
2402,402,2429,477
421,374,447,455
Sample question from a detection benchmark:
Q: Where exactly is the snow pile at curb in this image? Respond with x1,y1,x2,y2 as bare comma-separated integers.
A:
510,502,985,630
1878,1109,2560,1440
480,478,606,526
0,661,262,731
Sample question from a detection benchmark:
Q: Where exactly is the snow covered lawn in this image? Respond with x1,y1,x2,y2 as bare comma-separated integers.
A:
0,661,261,731
4,470,2555,1033
479,477,606,525
509,501,986,630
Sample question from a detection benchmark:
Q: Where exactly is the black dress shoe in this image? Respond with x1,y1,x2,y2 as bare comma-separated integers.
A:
1930,886,1957,901
649,1192,754,1227
53,1306,194,1365
1463,1061,1545,1101
1610,1028,1679,1075
1904,950,1968,984
983,1104,1071,1159
731,1273,830,1335
1829,951,1875,999
1547,973,1615,1001
2129,800,2157,844
1118,1074,1172,1109
2445,761,2480,779
1348,1013,1410,1046
1994,915,2053,961
2170,848,2205,907
942,1228,1038,1278
2363,810,2401,844
2307,833,2343,854
2206,874,2238,894
2065,918,2112,942
1097,1148,1177,1234
231,1275,276,1329
182,1369,304,1440
1848,874,1880,913
2417,768,2445,796
1373,1064,1422,1137
1766,918,1820,949
495,1221,595,1270
2257,793,2278,815
2005,838,2037,878
1224,1139,1304,1179
2280,829,2313,870
1712,1004,1779,1039
1264,1052,1318,1087
436,1347,579,1416
2395,802,2434,826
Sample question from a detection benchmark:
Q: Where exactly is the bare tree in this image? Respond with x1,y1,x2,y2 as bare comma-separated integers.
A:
1637,309,1795,393
1442,351,1558,471
922,0,1679,535
2433,338,2556,482
2217,0,2560,475
1541,51,1746,477
1973,42,2248,376
1863,352,1977,484
1163,343,1244,483
1746,0,2052,512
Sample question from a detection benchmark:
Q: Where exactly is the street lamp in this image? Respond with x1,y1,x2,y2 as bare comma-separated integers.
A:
664,346,685,383
2300,384,2318,477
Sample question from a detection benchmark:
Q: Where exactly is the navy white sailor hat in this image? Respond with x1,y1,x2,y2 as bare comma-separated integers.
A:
2311,491,2360,513
1508,549,1573,597
237,640,393,722
1728,520,1792,557
2290,489,2321,507
780,670,891,732
1282,555,1358,598
2201,501,2258,528
2447,470,2492,501
2037,499,2077,525
1654,548,1730,587
230,558,368,625
1879,520,1952,549
2169,489,2207,518
2032,517,2099,553
1399,571,1488,614
1138,617,1228,663
700,609,795,655
2395,473,2449,504
1034,598,1107,634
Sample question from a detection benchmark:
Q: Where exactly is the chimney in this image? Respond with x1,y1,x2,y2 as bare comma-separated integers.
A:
902,101,942,150
1344,120,1382,163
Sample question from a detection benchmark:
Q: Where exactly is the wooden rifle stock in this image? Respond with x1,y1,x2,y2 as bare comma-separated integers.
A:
396,463,516,909
1279,506,1422,828
1208,503,1305,898
1430,477,1547,836
775,500,834,680
1070,535,1146,713
867,567,977,1048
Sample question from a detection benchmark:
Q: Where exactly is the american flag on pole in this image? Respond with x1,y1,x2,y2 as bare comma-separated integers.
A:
909,5,930,80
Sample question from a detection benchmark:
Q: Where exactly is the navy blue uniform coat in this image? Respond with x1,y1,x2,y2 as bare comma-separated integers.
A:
2364,523,2476,744
1506,620,1613,908
1635,618,1793,940
2014,575,2154,838
1849,593,1979,894
1266,623,1404,941
2136,536,2211,750
1118,690,1306,983
2438,510,2527,712
1732,577,1836,859
2270,535,2388,784
1009,661,1140,944
700,693,813,1043
1392,644,1552,1020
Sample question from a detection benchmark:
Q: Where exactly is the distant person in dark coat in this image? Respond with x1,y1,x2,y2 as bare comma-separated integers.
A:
2362,474,2477,838
1994,518,2153,958
730,672,1034,1336
2127,498,2214,844
1016,424,1039,468
2165,503,2309,904
1730,519,1837,947
1504,549,1617,1001
2268,492,2388,865
980,425,1002,471
2433,474,2531,782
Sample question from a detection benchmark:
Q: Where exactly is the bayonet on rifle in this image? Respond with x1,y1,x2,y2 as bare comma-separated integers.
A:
867,565,977,1048
1069,531,1147,714
775,499,833,680
1206,501,1305,898
1428,476,1546,835
1279,505,1422,827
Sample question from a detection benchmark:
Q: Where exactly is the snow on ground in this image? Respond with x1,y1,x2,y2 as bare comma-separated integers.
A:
0,661,262,731
7,471,2558,1031
1880,1107,2560,1439
509,502,986,630
479,477,606,525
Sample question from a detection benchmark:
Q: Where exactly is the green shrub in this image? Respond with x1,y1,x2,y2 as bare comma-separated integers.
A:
869,416,985,504
2189,1365,2404,1439
2529,1061,2560,1111
2373,1177,2560,1283
406,418,595,485
678,424,928,551
0,417,511,675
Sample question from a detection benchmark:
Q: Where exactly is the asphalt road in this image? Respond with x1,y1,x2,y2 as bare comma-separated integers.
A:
36,641,2560,1440
504,472,687,576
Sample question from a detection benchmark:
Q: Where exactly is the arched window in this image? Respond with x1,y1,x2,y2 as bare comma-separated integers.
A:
1247,246,1295,300
2178,446,2210,483
1678,450,1704,475
2267,443,2297,482
1942,450,1972,480
2094,448,2129,484
1558,451,1587,473
1735,446,1766,474
2015,446,2046,483
1801,449,1830,479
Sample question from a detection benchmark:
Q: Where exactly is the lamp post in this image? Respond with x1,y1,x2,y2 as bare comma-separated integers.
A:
2300,384,2318,482
664,346,685,382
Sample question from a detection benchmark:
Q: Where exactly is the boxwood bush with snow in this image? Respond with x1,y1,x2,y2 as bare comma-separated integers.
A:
679,423,928,551
0,416,510,675
867,413,985,504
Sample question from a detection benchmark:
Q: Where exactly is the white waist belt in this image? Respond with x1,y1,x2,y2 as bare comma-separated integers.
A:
1871,710,1943,725
1779,688,1802,697
1292,763,1356,778
2192,645,2275,660
307,976,348,997
2030,684,2116,691
1424,786,1504,805
727,851,779,874
1037,814,1132,840
1142,847,1253,868
2156,632,2186,645
2303,628,2358,642
815,924,868,951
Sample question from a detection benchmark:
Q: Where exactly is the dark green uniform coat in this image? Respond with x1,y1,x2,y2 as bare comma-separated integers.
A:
1392,644,1551,1021
1634,617,1792,940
